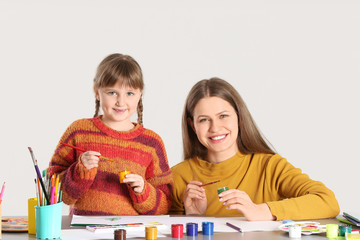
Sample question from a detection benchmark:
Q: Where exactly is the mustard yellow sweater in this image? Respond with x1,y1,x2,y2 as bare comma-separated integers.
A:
170,152,339,220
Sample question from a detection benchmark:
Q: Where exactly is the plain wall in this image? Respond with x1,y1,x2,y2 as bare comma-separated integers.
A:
1,0,359,217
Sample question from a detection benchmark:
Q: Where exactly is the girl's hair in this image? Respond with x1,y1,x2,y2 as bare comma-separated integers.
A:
93,53,144,125
182,77,275,160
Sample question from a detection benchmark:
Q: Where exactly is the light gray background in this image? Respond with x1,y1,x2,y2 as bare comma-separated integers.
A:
1,0,359,217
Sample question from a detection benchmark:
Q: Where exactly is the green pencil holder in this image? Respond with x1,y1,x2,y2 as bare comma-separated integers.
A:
35,201,63,239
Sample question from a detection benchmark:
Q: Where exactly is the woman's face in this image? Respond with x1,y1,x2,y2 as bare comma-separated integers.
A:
191,96,239,163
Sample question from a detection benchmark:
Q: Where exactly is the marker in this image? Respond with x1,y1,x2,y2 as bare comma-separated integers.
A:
226,222,242,232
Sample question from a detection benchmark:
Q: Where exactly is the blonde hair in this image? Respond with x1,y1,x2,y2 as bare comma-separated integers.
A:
93,53,144,125
182,77,275,160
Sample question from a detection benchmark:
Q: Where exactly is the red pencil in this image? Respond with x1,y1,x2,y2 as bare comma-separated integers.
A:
60,142,114,162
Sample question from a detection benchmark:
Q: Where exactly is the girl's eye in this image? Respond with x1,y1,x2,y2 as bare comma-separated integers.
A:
108,91,117,96
127,92,134,96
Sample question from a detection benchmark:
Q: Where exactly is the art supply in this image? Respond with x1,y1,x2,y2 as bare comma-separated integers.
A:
278,221,326,235
346,232,360,240
186,222,198,236
0,203,2,239
200,180,220,187
28,198,37,235
226,222,242,232
339,224,351,236
217,186,229,197
289,225,301,238
145,226,157,240
114,229,126,240
28,147,51,205
60,142,114,162
171,224,183,238
1,217,28,232
202,222,214,235
0,181,5,204
35,201,63,239
119,170,131,183
326,224,338,239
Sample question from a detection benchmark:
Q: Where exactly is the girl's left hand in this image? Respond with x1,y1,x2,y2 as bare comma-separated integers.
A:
219,189,275,221
123,174,145,193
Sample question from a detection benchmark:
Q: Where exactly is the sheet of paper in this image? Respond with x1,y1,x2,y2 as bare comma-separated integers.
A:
61,229,167,239
213,217,282,232
71,214,170,226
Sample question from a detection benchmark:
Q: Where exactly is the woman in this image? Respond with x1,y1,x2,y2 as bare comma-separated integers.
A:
170,77,339,221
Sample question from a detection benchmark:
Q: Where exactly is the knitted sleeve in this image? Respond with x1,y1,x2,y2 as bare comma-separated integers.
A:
169,162,190,215
265,155,340,220
127,131,173,215
47,120,97,206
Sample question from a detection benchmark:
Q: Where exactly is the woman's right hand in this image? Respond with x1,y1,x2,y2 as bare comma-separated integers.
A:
80,151,100,170
183,180,207,215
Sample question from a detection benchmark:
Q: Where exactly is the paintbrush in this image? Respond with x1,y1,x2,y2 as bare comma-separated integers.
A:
200,180,220,187
60,142,114,162
28,147,50,205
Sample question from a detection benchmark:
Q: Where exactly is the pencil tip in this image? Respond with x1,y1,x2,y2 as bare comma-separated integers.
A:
28,147,33,152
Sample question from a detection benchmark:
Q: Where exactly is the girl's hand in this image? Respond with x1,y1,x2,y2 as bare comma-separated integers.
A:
183,181,207,215
80,151,101,170
123,174,145,193
219,189,275,221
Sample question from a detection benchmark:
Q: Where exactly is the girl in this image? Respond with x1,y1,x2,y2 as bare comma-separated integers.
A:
48,53,173,215
170,77,339,221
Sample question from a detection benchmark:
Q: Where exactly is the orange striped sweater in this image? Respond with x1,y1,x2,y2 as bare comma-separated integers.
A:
47,116,173,215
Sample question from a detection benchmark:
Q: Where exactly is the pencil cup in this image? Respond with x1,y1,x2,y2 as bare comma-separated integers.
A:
35,201,63,239
119,170,131,183
28,197,37,234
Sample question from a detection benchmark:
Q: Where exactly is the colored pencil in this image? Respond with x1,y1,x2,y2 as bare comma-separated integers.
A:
34,179,40,206
226,222,243,232
0,181,5,204
200,180,220,187
37,177,42,206
60,142,114,162
28,147,50,205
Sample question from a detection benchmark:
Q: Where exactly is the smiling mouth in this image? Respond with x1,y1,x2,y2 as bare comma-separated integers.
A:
210,134,227,140
114,108,126,113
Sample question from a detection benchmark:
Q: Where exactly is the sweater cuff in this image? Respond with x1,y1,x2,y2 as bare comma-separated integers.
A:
128,182,150,203
76,155,97,180
266,200,287,221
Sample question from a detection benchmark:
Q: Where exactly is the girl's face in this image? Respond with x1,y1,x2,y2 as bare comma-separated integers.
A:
191,96,239,163
95,81,142,131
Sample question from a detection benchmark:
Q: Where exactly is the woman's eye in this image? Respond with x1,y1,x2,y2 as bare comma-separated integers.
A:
199,118,208,123
220,114,228,119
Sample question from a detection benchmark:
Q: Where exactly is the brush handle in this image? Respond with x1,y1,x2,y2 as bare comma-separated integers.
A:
35,165,50,205
60,142,86,152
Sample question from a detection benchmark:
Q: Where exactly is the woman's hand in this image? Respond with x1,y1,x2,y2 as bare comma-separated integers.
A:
123,174,145,193
80,151,101,170
183,181,207,215
219,189,275,221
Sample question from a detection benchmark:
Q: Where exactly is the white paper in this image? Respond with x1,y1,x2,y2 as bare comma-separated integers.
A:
71,214,170,226
213,217,282,232
61,229,167,239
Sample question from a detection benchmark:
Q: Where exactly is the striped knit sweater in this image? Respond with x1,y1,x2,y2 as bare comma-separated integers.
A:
47,116,173,215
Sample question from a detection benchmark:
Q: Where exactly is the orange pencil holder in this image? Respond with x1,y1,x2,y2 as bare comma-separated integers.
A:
119,170,131,183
